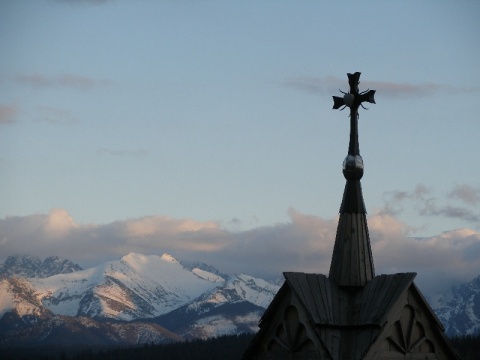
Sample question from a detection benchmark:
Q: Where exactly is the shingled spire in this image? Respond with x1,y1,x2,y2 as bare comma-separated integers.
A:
329,72,376,287
243,72,461,360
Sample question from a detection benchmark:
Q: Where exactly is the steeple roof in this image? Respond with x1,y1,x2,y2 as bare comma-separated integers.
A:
243,72,461,360
328,72,375,287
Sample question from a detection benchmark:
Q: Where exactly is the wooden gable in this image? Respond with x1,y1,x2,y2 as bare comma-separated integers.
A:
365,283,460,360
243,273,460,360
243,281,332,359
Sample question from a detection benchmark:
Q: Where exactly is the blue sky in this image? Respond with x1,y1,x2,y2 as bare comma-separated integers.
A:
1,1,479,294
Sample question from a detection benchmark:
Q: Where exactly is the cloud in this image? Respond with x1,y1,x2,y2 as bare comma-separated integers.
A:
44,208,77,238
96,148,147,158
420,202,480,223
1,208,478,296
370,214,480,294
284,76,480,98
0,105,18,124
380,184,480,229
121,216,218,238
448,184,480,205
379,184,430,216
16,73,111,91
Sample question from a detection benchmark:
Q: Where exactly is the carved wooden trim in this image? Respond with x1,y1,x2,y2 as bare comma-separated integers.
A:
267,305,314,354
386,305,435,355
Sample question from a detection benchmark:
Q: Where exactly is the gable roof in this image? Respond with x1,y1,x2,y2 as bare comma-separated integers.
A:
284,272,416,328
246,272,418,360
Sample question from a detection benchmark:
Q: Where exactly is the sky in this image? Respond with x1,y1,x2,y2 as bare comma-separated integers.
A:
1,0,479,297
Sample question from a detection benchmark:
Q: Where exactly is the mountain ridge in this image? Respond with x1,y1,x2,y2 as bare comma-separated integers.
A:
1,253,478,347
0,253,281,346
431,275,480,336
0,255,82,279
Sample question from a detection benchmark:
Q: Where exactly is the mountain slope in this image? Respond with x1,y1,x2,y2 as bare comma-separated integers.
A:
30,253,223,320
154,301,265,339
0,255,82,279
2,253,478,346
432,275,480,336
0,314,181,347
0,252,281,346
151,274,281,338
0,276,53,321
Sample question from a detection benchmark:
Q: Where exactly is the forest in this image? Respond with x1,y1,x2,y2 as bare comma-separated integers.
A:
1,333,478,360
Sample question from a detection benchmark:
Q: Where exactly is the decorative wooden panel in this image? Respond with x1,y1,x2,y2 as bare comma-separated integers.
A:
381,305,437,359
262,305,329,359
267,306,313,353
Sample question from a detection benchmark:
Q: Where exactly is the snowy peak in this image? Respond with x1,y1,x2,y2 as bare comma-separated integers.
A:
191,268,224,283
0,252,282,345
231,274,280,308
0,276,52,319
0,255,82,279
181,261,228,281
433,275,480,336
121,252,178,266
29,253,223,321
184,273,281,315
160,253,179,263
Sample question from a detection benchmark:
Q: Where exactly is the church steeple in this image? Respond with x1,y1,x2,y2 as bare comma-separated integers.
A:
243,72,461,360
329,72,376,287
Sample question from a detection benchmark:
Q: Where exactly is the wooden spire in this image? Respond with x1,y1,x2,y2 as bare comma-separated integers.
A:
329,72,376,287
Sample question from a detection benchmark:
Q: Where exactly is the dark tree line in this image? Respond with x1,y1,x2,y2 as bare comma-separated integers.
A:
2,333,479,360
449,334,480,360
72,334,255,360
1,333,255,360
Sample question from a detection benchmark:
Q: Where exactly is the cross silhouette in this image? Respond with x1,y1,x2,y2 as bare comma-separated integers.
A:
332,72,376,180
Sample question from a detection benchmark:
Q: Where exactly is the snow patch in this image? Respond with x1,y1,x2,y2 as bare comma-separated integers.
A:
192,268,224,282
160,253,179,263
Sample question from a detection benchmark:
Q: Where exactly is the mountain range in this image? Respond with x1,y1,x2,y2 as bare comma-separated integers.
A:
0,253,280,347
0,253,478,348
429,275,480,337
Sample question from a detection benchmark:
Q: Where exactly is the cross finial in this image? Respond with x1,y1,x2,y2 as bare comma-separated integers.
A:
332,72,376,112
329,72,376,287
332,72,376,181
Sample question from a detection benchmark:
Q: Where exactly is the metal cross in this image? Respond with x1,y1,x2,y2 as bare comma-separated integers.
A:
332,72,376,180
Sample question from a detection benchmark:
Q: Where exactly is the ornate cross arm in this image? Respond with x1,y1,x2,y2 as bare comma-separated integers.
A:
332,72,376,110
332,72,376,180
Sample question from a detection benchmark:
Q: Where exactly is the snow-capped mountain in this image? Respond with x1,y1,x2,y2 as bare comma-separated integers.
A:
0,255,82,279
151,273,281,339
7,252,477,346
0,253,281,346
0,276,53,321
29,253,223,320
431,275,480,336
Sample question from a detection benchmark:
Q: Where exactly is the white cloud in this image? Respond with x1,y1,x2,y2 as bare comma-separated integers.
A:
0,208,478,296
122,216,218,237
44,208,77,238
